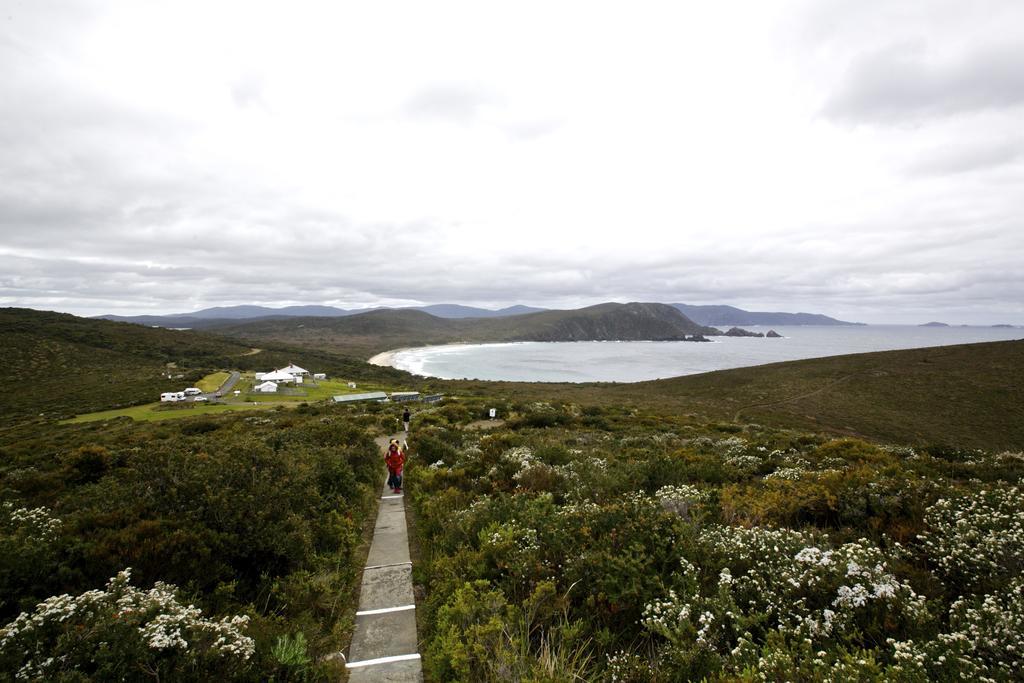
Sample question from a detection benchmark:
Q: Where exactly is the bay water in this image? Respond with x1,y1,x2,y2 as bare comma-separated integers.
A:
376,326,1022,383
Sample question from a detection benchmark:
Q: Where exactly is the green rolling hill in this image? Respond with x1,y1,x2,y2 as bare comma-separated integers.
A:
208,302,720,356
0,308,406,425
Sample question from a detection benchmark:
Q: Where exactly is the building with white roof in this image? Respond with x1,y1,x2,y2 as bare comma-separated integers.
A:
254,381,279,393
332,391,388,404
280,363,309,376
260,370,297,383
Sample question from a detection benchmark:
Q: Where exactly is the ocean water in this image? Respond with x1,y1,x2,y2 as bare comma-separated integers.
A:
379,326,1023,383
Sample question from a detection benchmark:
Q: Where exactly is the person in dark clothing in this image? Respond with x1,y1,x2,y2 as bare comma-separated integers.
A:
402,408,411,433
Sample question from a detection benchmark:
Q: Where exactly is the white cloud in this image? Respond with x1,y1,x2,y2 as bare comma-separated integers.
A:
0,0,1022,324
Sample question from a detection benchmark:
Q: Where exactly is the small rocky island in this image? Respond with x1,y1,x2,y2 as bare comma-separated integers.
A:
724,327,764,338
720,327,783,338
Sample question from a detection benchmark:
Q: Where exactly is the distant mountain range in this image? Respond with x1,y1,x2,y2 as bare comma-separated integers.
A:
96,302,858,328
96,303,547,328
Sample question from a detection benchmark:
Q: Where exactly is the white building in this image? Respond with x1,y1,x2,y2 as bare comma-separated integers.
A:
313,373,326,380
160,392,179,402
260,370,297,383
280,363,309,376
254,381,279,393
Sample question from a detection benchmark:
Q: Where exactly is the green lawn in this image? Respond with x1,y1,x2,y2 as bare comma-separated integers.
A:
62,401,282,423
196,371,230,392
63,376,407,423
238,375,394,402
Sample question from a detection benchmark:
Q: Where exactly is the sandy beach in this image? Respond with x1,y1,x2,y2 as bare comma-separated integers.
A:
367,348,406,368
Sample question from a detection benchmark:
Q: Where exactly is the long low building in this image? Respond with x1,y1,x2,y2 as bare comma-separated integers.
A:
332,391,388,404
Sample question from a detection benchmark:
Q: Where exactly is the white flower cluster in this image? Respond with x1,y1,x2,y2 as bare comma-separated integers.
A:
716,437,748,457
428,460,446,470
819,456,850,470
483,521,540,555
2,502,63,542
655,484,709,504
501,446,535,470
881,444,917,459
0,568,254,679
886,578,1024,679
764,467,805,481
725,454,763,472
555,500,601,518
655,484,710,519
641,525,926,662
917,486,1024,589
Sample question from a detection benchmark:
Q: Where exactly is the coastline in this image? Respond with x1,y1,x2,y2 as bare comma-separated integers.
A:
368,348,408,368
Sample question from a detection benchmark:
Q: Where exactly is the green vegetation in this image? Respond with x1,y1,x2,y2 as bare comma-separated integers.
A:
0,403,392,680
207,302,719,357
405,401,1024,681
441,340,1024,452
620,339,1024,451
63,401,281,423
64,378,403,423
0,308,415,428
3,307,1023,680
196,371,231,392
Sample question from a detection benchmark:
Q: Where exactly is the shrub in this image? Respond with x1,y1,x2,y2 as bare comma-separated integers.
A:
916,486,1024,594
0,569,255,681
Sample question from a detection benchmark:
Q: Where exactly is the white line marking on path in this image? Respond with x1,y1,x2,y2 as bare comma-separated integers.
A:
381,494,404,499
346,653,421,668
364,561,412,570
356,604,416,616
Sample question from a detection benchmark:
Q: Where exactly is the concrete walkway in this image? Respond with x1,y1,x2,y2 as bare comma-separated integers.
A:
346,435,422,682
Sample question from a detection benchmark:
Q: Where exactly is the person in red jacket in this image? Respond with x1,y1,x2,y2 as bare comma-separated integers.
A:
385,439,406,493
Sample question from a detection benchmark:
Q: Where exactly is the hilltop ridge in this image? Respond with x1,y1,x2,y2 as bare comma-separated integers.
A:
95,301,858,328
206,302,721,356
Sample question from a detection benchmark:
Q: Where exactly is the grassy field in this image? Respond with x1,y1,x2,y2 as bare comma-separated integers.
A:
62,401,282,423
237,375,396,401
195,371,230,392
65,376,408,422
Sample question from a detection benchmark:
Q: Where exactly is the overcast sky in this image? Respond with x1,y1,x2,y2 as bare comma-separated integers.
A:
2,0,1023,324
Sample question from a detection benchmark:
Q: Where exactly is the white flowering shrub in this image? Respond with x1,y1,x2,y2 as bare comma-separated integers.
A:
884,578,1024,681
502,446,535,470
655,484,710,519
724,454,762,472
640,525,928,676
479,519,543,589
716,437,748,458
1,503,62,542
1,503,64,615
764,467,805,481
0,569,255,681
916,487,1024,592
